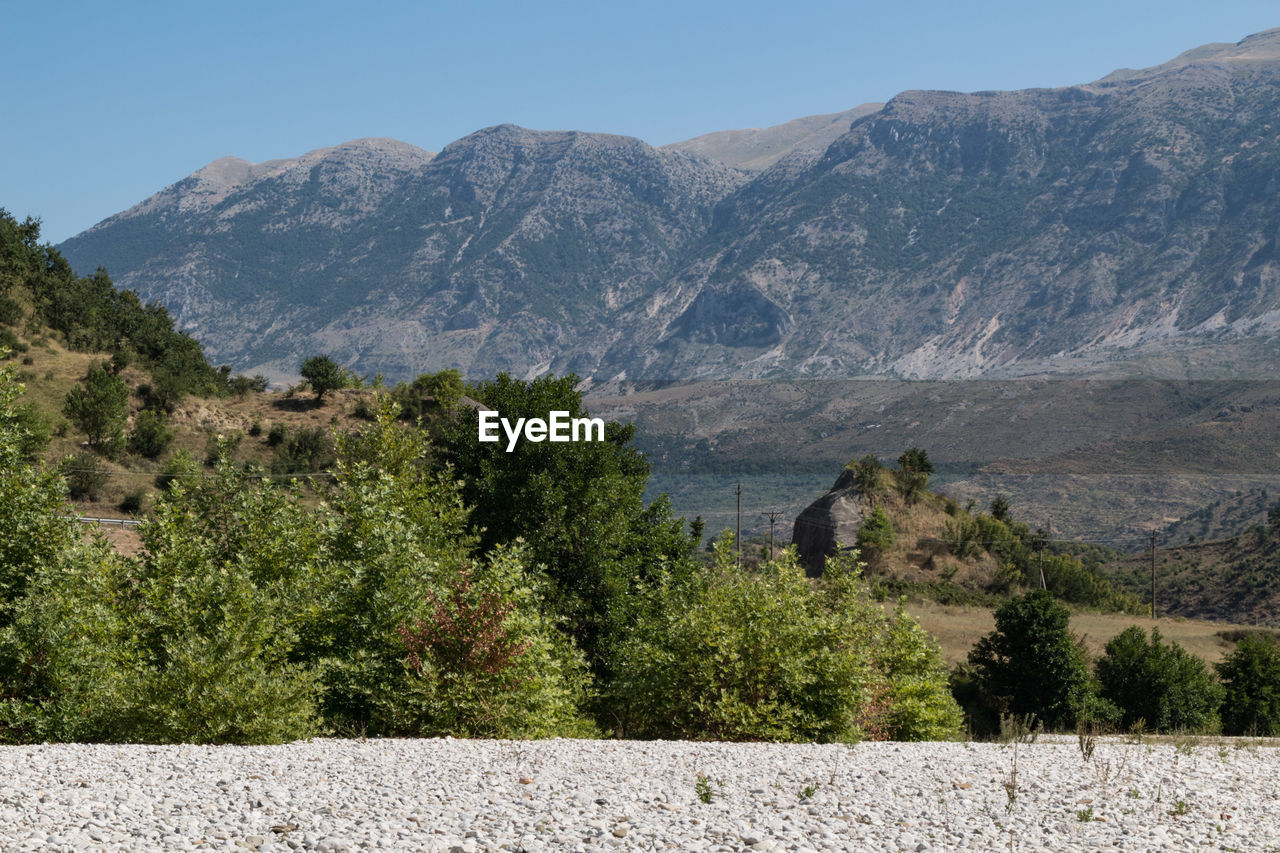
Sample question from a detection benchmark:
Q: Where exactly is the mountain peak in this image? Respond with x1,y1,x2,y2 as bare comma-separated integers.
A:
1099,27,1280,83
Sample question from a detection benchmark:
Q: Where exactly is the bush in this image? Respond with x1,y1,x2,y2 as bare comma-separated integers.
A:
271,426,334,474
1217,635,1280,736
857,506,896,553
878,605,964,740
10,402,50,458
154,449,198,491
606,541,881,741
967,590,1093,732
127,409,174,459
62,451,110,501
266,423,287,447
392,550,596,739
119,491,144,515
1096,626,1222,733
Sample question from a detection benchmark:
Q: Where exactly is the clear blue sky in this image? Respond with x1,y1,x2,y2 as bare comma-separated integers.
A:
5,0,1277,244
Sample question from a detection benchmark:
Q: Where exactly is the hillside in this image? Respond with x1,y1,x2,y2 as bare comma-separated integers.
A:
590,377,1280,549
56,28,1280,385
1106,523,1280,625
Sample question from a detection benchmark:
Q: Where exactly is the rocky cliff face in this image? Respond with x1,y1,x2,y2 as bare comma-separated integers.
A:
59,29,1280,383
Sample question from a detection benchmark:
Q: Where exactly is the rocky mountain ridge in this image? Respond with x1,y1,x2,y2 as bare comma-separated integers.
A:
58,28,1280,383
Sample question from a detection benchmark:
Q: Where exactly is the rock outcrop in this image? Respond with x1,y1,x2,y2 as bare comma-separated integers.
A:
791,467,867,577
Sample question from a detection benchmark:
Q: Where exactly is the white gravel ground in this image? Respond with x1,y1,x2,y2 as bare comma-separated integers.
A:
0,736,1277,851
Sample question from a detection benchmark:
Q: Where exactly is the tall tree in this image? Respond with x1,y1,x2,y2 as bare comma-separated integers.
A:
437,373,696,664
968,590,1093,730
63,362,128,454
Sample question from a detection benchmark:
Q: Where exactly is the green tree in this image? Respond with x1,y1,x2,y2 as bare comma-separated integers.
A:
437,372,696,666
857,505,896,553
63,362,128,453
127,409,174,459
877,604,965,741
0,364,79,626
300,355,347,402
848,454,884,505
967,590,1092,731
1096,626,1222,733
61,451,110,500
1217,635,1280,736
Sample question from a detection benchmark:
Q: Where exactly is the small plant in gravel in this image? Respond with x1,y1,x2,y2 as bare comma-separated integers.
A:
1001,741,1020,813
694,773,716,804
798,783,819,802
1170,799,1189,817
1127,788,1142,799
1076,806,1095,822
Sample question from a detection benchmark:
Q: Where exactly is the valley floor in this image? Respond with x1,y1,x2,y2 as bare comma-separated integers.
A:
1,736,1276,851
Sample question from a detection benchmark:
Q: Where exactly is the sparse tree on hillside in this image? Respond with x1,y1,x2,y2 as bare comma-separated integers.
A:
299,355,347,402
63,362,128,454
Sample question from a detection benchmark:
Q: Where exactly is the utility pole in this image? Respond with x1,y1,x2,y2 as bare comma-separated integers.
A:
1150,530,1157,620
736,482,742,567
766,509,781,559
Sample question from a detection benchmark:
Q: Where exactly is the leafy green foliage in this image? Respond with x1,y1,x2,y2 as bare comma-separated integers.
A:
63,362,128,454
61,451,110,501
606,542,880,741
394,549,596,739
438,372,696,664
967,591,1093,731
0,210,226,405
1216,635,1280,736
1096,626,1222,733
392,368,466,420
299,354,350,401
857,505,895,553
127,409,174,459
877,605,964,741
0,365,79,627
270,425,334,474
606,543,959,742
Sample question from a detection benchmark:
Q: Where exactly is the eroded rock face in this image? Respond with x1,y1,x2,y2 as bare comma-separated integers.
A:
791,467,866,577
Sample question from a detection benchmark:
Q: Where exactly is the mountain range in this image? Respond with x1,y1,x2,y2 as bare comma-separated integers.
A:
58,28,1280,384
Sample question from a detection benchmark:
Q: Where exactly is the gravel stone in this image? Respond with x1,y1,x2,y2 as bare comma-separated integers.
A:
0,737,1276,850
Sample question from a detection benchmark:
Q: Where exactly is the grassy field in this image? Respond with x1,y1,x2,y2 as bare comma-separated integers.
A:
903,599,1280,666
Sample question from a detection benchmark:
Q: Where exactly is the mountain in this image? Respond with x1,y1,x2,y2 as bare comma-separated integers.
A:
662,105,882,170
58,28,1280,383
61,130,746,380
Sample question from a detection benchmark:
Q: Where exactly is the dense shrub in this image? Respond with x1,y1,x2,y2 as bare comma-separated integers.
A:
271,426,334,474
1217,635,1280,736
967,590,1093,731
857,505,896,553
1096,626,1222,733
606,542,960,742
877,605,964,740
154,449,198,491
127,409,174,459
62,451,110,501
606,542,879,741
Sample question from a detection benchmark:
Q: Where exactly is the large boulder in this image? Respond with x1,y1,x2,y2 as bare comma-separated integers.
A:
791,467,868,577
